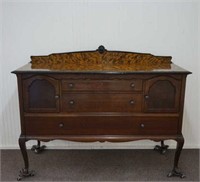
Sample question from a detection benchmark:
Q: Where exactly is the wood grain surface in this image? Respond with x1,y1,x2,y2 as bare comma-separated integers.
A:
31,48,172,71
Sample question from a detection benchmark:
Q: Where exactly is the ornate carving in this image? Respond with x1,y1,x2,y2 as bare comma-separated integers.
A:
17,168,35,181
154,140,169,154
167,167,186,178
31,140,46,154
97,45,106,54
31,46,172,71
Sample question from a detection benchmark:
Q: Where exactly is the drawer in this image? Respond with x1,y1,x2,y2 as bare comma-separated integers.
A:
62,93,142,112
61,80,142,91
137,117,179,135
24,116,178,136
25,116,138,135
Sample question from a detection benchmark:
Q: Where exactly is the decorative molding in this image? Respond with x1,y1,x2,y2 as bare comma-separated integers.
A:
31,46,172,71
1,143,200,150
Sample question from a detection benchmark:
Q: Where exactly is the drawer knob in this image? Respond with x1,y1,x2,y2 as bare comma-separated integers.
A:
130,100,135,105
59,123,64,128
69,100,75,105
130,83,135,88
55,95,59,99
145,95,149,99
68,83,74,88
140,123,145,128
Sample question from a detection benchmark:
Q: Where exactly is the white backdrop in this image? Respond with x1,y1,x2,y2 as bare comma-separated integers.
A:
1,0,200,149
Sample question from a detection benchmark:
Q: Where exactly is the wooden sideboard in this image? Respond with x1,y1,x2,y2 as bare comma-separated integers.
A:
12,46,191,180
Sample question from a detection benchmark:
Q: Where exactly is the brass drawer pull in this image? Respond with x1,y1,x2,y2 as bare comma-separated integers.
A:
69,100,75,105
130,100,135,105
68,83,74,88
130,83,135,88
145,95,149,99
140,123,145,128
55,95,59,99
59,123,64,128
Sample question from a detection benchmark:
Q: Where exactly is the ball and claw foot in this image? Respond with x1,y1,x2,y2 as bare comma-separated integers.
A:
17,168,35,181
154,141,169,154
31,144,46,154
167,168,186,178
154,145,169,154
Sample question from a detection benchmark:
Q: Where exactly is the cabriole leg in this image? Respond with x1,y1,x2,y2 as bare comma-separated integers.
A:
31,140,46,154
154,140,169,154
17,137,35,181
167,135,185,178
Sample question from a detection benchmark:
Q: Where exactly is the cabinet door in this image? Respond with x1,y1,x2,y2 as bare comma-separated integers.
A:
23,75,60,112
144,76,181,112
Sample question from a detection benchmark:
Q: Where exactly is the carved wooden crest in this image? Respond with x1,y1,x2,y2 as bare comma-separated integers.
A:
31,45,172,71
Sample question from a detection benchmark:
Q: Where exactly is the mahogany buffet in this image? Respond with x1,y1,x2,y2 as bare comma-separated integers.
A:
12,46,191,180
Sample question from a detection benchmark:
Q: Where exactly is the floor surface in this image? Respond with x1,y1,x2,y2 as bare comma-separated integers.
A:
1,149,199,181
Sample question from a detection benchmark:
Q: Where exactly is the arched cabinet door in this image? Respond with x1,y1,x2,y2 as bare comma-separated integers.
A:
144,76,181,112
23,75,60,112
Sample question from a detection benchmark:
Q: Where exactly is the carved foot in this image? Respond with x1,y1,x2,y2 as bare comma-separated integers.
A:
31,144,46,154
17,168,35,181
154,141,169,154
167,168,186,178
154,144,169,154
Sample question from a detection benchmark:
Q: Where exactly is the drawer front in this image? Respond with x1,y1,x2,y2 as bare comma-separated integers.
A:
61,80,142,91
137,117,179,135
62,93,142,112
25,116,178,136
